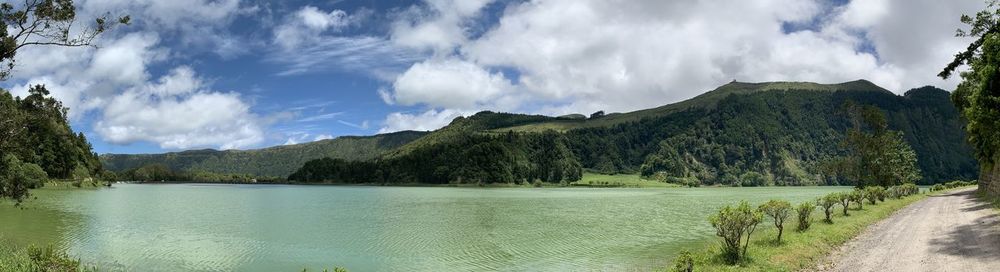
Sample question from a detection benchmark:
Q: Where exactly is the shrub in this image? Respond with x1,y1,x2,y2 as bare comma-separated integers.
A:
818,194,838,223
759,200,792,243
930,184,945,192
835,192,851,216
795,202,814,231
708,201,763,263
27,245,82,271
863,187,882,205
670,250,694,272
849,189,865,210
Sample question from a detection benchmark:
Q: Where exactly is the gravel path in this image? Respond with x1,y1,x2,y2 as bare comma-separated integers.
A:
819,188,1000,271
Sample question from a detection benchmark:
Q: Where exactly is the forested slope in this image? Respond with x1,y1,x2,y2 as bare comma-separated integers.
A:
291,80,978,185
100,131,428,177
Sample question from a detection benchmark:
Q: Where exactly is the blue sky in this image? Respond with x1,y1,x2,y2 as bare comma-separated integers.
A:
0,0,982,154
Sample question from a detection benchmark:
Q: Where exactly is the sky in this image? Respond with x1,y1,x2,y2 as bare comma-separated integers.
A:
0,0,986,154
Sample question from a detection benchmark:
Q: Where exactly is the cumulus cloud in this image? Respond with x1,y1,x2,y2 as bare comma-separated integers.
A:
95,67,264,150
78,0,252,58
379,109,466,133
390,0,496,53
377,0,983,133
391,58,515,109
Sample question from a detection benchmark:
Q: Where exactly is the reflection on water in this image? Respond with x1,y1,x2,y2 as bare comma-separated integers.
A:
1,184,850,271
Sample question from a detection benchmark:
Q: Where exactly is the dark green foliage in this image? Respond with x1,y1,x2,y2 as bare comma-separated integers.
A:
112,163,283,183
101,131,428,177
1,86,100,201
629,86,973,186
887,183,919,198
795,202,813,231
930,180,975,191
864,186,885,205
708,201,763,264
831,103,922,188
289,131,582,185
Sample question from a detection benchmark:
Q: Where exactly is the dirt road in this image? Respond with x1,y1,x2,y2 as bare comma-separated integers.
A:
821,188,1000,271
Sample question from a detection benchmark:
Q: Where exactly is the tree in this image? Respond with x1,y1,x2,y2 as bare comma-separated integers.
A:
940,1,1000,196
0,0,130,79
709,201,762,263
818,194,839,223
836,192,851,216
840,102,922,187
759,200,792,243
0,154,48,204
849,189,865,210
795,202,813,231
589,110,605,119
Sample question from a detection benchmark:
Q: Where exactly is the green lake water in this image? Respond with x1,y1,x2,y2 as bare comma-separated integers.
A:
0,184,851,271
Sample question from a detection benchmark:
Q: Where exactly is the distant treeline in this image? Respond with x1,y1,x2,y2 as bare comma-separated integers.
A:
110,164,284,183
289,131,582,185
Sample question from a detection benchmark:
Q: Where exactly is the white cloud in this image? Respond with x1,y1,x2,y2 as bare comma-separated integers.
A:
95,67,264,150
297,112,344,123
8,33,164,119
314,134,334,141
79,0,250,58
379,109,466,133
273,6,366,50
337,120,370,130
268,6,421,77
392,58,515,109
377,0,983,132
390,0,496,53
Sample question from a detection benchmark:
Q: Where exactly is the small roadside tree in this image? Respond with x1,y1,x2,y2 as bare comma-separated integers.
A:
795,202,814,231
759,200,792,243
864,186,884,205
849,189,865,210
709,201,763,263
836,192,851,216
818,194,839,223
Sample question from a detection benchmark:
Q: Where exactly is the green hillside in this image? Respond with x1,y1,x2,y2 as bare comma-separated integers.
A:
292,80,977,185
100,130,428,177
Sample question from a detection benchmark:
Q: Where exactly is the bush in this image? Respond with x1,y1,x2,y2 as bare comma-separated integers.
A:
835,192,851,216
795,202,814,231
26,245,83,271
863,187,884,205
887,183,919,198
709,201,763,263
759,200,792,243
848,189,865,210
670,250,694,272
818,194,839,223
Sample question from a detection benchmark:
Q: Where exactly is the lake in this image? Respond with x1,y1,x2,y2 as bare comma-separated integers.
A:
0,184,851,271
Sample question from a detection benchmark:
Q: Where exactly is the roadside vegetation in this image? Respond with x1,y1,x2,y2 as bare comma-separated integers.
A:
0,238,96,272
670,184,925,271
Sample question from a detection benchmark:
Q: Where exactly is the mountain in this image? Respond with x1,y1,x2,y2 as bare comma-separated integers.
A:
291,80,978,185
100,130,428,177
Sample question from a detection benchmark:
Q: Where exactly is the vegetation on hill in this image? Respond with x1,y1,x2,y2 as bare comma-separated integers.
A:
940,1,1000,198
100,131,428,178
289,82,977,186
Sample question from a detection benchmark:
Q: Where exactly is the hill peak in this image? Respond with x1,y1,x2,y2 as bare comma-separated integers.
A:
714,79,889,94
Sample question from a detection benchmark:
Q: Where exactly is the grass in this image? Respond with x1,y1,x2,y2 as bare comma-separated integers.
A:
0,237,95,272
571,172,681,188
668,190,929,271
